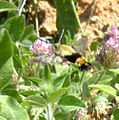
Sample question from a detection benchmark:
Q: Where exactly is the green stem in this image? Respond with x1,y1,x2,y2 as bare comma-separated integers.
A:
95,71,105,84
46,104,54,120
71,0,84,34
33,110,41,120
87,45,93,60
18,0,26,16
35,15,40,37
33,1,39,37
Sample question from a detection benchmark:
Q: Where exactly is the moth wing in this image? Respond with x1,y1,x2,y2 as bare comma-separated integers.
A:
58,44,76,57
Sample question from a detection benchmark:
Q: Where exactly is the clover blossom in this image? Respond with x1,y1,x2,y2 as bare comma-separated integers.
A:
96,24,119,69
30,37,52,55
106,23,119,39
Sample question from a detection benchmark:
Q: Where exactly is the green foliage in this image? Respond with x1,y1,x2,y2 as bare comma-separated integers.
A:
111,109,119,120
0,95,29,120
54,0,81,43
0,0,119,119
89,84,117,97
48,87,70,103
3,15,25,42
2,89,22,103
20,25,34,42
95,29,104,39
58,95,85,113
0,29,13,92
0,1,18,12
90,41,101,52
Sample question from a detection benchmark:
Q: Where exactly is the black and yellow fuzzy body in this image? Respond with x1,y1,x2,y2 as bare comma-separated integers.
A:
55,43,92,71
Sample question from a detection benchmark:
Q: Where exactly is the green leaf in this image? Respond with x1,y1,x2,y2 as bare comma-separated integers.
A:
94,96,108,103
20,25,34,42
89,84,117,97
0,95,29,120
48,88,70,103
0,29,12,68
98,75,112,84
54,112,67,120
22,95,46,107
63,74,70,87
27,34,38,43
90,41,101,51
0,116,7,120
0,1,18,12
95,29,104,39
44,65,51,81
54,0,80,42
115,83,119,91
82,82,91,98
2,89,22,103
20,90,38,97
110,75,119,87
53,74,66,88
4,15,25,42
13,43,22,69
58,95,85,113
28,77,41,84
111,109,119,120
0,29,13,91
110,69,119,74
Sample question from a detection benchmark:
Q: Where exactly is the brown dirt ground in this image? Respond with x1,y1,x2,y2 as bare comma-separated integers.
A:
27,0,119,44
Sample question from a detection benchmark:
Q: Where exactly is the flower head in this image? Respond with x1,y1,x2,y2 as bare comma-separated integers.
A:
30,37,52,55
106,23,119,39
96,24,119,69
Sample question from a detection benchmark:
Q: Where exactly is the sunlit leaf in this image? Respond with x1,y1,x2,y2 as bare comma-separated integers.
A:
95,29,104,39
48,88,70,103
89,84,117,97
4,15,25,42
0,95,29,120
53,74,66,88
58,95,85,113
0,1,18,12
22,95,46,107
115,83,119,91
0,116,7,120
110,69,119,74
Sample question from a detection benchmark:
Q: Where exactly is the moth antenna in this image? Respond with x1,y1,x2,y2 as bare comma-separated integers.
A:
58,29,64,43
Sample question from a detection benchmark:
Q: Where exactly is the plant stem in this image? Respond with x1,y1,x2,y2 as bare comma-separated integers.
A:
18,0,26,16
33,110,41,120
95,71,105,84
71,0,84,34
46,104,54,120
33,0,40,37
35,16,40,37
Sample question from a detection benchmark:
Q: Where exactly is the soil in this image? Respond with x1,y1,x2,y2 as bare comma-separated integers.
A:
27,0,119,44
